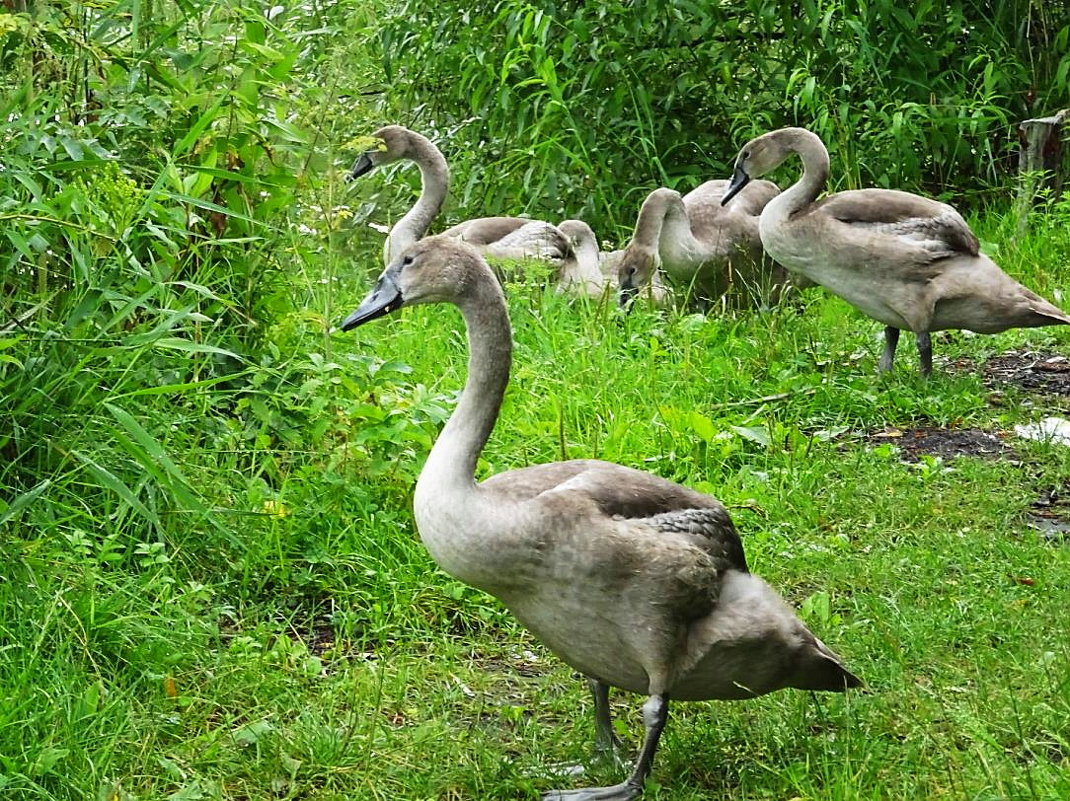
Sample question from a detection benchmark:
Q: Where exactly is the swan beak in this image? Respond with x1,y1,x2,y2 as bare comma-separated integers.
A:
341,271,404,330
618,283,637,311
346,153,375,181
721,164,751,206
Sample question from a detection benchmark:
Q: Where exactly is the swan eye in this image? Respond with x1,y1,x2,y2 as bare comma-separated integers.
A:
402,254,415,267
742,150,750,160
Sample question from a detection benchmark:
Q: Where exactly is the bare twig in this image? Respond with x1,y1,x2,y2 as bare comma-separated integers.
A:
707,387,819,411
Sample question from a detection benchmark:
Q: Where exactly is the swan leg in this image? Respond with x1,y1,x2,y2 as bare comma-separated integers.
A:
879,326,900,372
542,694,668,801
589,679,624,764
915,331,933,375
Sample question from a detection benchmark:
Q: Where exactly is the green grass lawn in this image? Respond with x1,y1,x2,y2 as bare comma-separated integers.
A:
3,213,1070,800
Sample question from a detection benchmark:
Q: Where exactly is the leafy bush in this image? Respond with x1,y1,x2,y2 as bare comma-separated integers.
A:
373,0,1070,233
0,4,399,795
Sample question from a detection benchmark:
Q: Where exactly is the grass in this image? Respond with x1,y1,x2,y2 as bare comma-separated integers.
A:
3,208,1070,801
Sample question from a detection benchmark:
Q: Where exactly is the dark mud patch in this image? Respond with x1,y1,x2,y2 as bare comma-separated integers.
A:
953,351,1070,396
277,606,376,661
294,618,339,657
1028,484,1070,543
868,426,1017,462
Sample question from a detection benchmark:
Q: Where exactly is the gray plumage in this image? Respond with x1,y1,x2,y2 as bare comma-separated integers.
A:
348,125,571,269
723,127,1070,373
616,179,801,309
341,235,861,800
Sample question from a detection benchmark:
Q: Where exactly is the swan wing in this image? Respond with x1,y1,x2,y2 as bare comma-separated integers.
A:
684,179,779,216
441,216,531,246
815,189,979,259
484,221,569,263
522,470,746,626
635,506,748,574
494,460,748,570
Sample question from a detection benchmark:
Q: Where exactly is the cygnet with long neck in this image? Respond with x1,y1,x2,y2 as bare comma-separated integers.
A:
341,235,861,800
723,127,1070,373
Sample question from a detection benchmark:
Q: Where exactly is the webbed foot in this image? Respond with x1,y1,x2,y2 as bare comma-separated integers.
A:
544,693,666,801
542,780,643,801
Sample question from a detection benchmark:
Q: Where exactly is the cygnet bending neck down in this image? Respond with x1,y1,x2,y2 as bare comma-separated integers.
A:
616,178,794,310
341,235,862,800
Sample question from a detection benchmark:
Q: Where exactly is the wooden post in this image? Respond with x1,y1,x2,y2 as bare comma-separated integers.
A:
1016,109,1068,235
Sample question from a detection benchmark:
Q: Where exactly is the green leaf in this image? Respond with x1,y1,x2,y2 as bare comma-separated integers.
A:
30,746,69,776
151,338,240,358
104,402,210,516
728,425,771,447
173,97,227,158
233,719,274,747
244,41,284,60
166,783,206,801
113,373,250,399
155,191,269,230
71,450,160,527
0,479,51,526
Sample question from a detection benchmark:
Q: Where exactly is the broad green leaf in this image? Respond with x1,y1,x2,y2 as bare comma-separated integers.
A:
729,425,771,447
154,191,269,229
173,97,227,158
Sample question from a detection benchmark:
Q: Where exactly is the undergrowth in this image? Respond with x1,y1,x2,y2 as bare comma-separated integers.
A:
2,2,1070,799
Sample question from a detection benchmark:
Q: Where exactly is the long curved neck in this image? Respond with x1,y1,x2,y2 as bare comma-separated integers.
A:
572,235,600,274
771,129,830,217
561,234,602,285
631,188,699,254
387,133,449,261
419,276,512,494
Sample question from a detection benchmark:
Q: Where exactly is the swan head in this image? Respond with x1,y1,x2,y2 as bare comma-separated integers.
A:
722,130,794,206
341,236,496,330
615,246,659,309
557,219,601,267
346,125,413,181
724,128,822,206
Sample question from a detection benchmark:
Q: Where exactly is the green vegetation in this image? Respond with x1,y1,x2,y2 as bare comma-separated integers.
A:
375,0,1070,229
2,1,1069,799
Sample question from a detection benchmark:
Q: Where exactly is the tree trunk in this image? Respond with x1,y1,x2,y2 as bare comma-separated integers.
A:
1016,110,1068,234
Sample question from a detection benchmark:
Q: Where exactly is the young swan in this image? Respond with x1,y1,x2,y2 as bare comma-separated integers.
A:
723,127,1070,373
341,235,861,801
348,125,570,268
554,219,611,297
555,219,670,302
615,178,794,310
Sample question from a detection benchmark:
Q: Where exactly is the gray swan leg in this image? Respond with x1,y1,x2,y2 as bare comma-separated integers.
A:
915,331,933,375
590,679,624,763
879,326,900,372
543,694,668,801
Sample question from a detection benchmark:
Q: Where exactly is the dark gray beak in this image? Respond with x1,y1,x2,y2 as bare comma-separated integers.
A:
346,153,375,182
341,270,403,330
618,282,637,311
721,163,751,206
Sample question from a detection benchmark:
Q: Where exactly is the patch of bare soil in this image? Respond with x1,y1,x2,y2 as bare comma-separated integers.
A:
953,350,1070,395
1028,484,1070,543
868,426,1017,462
279,609,370,660
300,619,339,657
